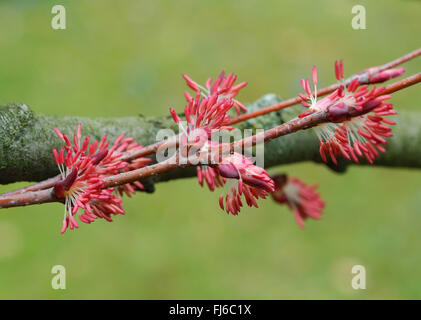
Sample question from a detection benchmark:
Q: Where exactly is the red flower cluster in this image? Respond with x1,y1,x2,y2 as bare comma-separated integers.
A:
271,174,325,228
170,71,248,141
363,67,405,84
169,71,252,199
197,165,225,191
170,90,235,140
52,124,151,234
299,61,400,164
169,72,277,216
216,153,274,215
183,70,248,115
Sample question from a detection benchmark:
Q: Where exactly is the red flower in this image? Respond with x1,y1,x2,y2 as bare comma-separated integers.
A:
216,153,274,215
197,165,225,191
298,65,348,164
299,61,397,165
183,70,248,115
52,124,151,233
170,90,236,137
172,71,248,150
85,133,152,196
170,72,249,189
362,67,405,84
327,61,397,164
271,174,325,228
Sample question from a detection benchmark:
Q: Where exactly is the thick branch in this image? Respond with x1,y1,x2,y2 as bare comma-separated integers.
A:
1,94,421,187
0,104,177,184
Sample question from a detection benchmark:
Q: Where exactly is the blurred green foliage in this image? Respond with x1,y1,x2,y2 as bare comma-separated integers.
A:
0,0,420,299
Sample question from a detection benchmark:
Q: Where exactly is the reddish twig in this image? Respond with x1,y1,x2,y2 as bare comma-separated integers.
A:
2,175,61,196
382,72,421,95
120,136,177,162
104,156,183,188
374,48,421,72
0,188,56,209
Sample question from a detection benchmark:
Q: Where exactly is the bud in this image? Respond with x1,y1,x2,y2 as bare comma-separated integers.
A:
368,68,405,84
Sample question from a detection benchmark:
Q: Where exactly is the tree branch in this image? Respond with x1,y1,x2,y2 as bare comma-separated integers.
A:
0,103,177,184
1,92,421,189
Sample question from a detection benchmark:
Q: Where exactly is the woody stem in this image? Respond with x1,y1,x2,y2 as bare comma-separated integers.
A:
0,188,56,209
1,73,420,209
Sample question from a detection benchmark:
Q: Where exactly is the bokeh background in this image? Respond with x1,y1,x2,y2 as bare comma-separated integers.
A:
0,0,420,299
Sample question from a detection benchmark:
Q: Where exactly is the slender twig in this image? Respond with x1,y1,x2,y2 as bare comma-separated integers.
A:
121,136,177,162
374,48,421,72
382,72,421,95
0,188,56,209
2,175,60,196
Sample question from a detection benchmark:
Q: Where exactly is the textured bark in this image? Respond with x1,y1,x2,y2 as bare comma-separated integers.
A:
0,94,420,187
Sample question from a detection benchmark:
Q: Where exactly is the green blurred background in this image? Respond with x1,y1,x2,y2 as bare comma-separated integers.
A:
0,0,420,299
